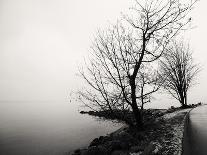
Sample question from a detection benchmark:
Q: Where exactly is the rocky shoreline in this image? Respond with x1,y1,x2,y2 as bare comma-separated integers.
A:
71,105,201,155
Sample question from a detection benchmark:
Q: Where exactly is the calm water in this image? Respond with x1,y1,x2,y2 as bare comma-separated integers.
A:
0,101,122,155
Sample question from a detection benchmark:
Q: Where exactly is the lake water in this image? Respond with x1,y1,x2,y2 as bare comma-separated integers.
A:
0,101,122,155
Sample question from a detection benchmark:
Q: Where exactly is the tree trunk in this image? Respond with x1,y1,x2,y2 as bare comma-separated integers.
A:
130,78,143,128
180,91,189,108
181,97,185,107
179,90,185,108
141,83,144,111
184,91,187,106
131,102,143,128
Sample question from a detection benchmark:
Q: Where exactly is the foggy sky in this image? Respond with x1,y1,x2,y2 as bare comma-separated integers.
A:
0,0,206,106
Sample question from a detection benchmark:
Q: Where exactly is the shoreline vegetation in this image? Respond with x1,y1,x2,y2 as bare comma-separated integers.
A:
71,103,201,155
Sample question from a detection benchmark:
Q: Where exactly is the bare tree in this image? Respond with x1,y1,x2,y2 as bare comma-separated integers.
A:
159,40,199,107
78,0,197,128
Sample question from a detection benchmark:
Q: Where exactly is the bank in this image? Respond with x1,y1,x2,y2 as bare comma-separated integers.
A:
70,104,201,155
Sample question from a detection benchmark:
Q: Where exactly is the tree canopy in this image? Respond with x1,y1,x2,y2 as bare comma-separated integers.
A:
78,0,198,127
159,40,199,107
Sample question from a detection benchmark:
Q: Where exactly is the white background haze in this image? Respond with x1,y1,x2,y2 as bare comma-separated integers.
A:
0,0,206,108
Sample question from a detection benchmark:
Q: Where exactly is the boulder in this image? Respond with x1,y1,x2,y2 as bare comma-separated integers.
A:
72,148,87,155
73,149,81,155
130,145,144,152
89,138,99,146
82,146,107,155
104,140,129,153
106,140,123,152
102,135,112,142
89,135,112,147
142,142,162,155
111,150,130,155
134,132,145,141
112,131,134,144
80,111,87,114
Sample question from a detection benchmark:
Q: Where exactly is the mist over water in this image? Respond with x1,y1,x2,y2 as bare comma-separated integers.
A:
0,101,122,154
0,0,207,154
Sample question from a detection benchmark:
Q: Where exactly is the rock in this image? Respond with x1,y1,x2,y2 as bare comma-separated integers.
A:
104,140,129,153
134,132,145,141
130,146,144,152
80,111,87,114
89,138,99,146
82,146,107,155
106,140,122,152
102,135,112,142
111,150,129,155
130,152,142,155
141,142,162,155
171,106,175,109
73,149,81,154
88,111,95,115
99,135,112,144
99,136,104,141
72,148,87,155
112,131,134,144
165,133,174,139
90,135,113,147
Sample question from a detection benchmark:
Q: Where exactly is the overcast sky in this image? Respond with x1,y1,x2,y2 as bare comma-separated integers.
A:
0,0,206,106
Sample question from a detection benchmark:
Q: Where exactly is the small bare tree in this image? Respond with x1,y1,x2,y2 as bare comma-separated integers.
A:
159,41,199,107
78,0,197,127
